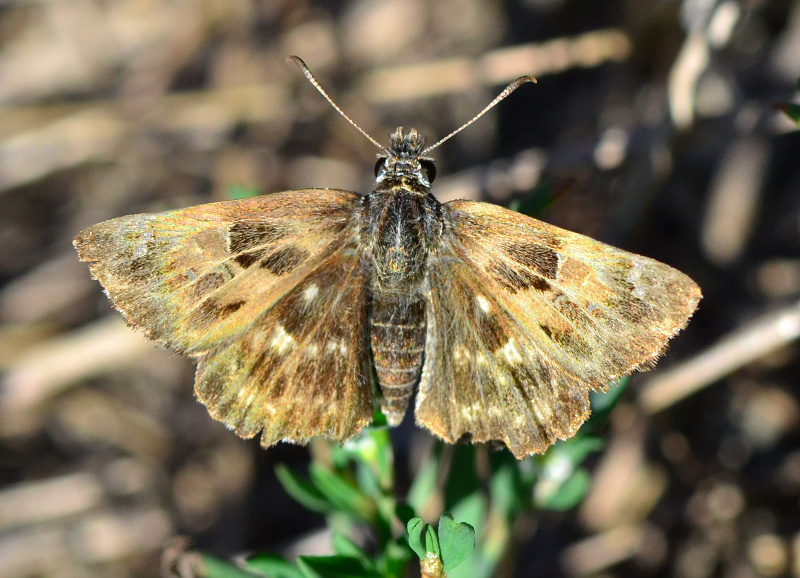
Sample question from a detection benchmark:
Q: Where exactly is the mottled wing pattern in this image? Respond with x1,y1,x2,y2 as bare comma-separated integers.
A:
75,189,375,445
417,200,701,458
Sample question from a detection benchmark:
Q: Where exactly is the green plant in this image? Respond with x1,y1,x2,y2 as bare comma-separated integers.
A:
183,380,626,578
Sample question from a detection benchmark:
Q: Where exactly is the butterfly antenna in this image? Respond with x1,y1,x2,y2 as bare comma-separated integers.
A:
421,75,538,155
288,56,386,152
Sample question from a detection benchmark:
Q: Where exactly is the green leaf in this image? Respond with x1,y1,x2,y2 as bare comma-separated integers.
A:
488,452,523,518
534,436,602,510
339,429,393,505
438,514,476,572
275,464,334,514
201,554,265,578
309,464,376,522
539,468,592,511
555,435,605,465
331,532,369,565
380,538,413,577
445,445,486,526
425,525,440,556
246,553,305,578
407,517,427,559
445,445,478,506
406,446,440,513
296,555,383,578
343,427,394,493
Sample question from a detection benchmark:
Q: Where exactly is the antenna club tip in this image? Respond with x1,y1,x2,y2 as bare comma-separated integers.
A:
287,55,307,70
516,75,538,85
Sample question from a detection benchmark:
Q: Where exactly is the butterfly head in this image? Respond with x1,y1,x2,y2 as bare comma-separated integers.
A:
374,127,436,188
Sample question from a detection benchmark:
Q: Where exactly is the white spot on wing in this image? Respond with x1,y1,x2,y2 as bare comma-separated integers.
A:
502,339,523,364
533,403,554,423
270,325,295,354
476,295,491,313
302,283,319,303
133,230,155,258
236,389,258,408
326,339,348,356
627,260,648,299
460,401,483,421
453,345,470,367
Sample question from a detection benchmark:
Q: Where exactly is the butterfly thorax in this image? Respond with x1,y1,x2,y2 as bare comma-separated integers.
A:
361,128,444,425
363,128,443,291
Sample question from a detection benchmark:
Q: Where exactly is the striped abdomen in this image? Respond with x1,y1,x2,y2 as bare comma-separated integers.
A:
370,295,426,425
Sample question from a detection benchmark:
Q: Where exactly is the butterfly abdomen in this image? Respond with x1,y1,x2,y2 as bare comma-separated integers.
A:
362,171,444,425
370,294,426,426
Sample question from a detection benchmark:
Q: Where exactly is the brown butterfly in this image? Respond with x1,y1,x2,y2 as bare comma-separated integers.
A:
74,57,701,459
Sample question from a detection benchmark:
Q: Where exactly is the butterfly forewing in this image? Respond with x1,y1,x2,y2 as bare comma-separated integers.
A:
75,189,376,444
75,190,358,352
416,200,701,458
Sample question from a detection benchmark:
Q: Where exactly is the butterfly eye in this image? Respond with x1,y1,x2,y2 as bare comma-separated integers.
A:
374,158,387,177
420,159,436,183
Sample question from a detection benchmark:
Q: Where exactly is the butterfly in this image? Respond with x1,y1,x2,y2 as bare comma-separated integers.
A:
74,56,701,459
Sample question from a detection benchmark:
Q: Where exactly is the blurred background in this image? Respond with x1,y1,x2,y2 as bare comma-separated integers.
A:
1,0,799,576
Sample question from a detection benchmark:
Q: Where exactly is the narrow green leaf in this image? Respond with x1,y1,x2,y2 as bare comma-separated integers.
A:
407,447,440,513
201,554,264,578
246,553,305,578
445,445,487,535
309,464,375,522
534,436,602,510
539,468,592,511
488,452,522,518
339,426,394,495
381,538,414,578
551,435,605,466
407,517,427,559
275,464,334,514
331,532,369,564
438,514,476,572
444,445,480,507
296,555,383,578
425,525,440,556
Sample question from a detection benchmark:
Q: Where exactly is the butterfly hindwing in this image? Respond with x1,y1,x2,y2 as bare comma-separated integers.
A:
194,246,374,446
75,189,376,444
416,200,701,458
